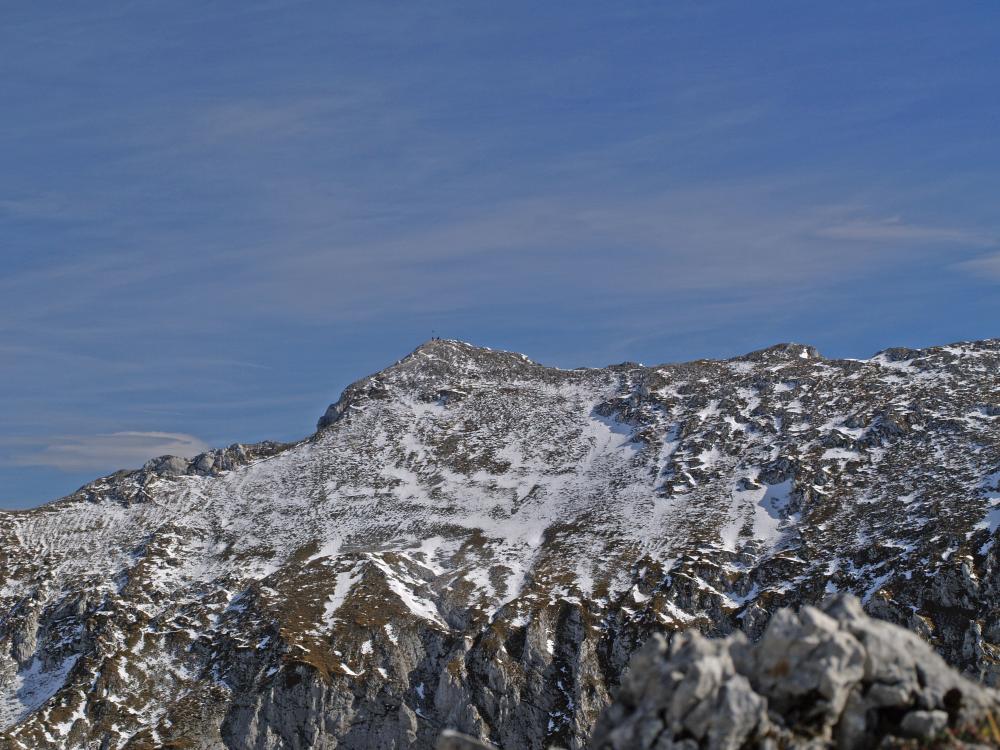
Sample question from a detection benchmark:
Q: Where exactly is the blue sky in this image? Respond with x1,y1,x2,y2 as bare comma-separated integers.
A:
2,1,999,508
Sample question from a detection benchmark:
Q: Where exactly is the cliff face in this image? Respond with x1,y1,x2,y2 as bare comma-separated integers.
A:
0,338,999,749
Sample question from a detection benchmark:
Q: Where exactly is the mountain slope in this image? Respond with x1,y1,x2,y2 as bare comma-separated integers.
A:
0,338,998,749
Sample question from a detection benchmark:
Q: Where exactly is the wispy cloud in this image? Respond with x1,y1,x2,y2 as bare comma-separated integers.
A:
815,216,994,246
953,252,1000,281
213,189,994,324
5,432,210,473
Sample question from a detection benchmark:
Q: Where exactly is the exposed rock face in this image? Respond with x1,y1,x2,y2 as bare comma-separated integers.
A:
0,338,998,748
591,595,1000,749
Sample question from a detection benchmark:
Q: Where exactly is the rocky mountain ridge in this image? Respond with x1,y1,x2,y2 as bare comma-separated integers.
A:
0,337,998,749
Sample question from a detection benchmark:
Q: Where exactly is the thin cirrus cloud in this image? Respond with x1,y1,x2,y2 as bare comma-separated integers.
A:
217,192,996,324
9,432,210,473
953,253,1000,280
814,217,995,247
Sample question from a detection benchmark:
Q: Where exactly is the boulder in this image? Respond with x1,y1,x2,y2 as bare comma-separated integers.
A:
591,595,1000,749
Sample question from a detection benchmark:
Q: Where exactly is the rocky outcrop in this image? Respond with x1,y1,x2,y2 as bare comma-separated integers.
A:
592,595,1000,749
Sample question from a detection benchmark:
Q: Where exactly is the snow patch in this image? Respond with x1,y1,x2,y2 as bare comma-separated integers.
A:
323,565,362,627
0,654,80,731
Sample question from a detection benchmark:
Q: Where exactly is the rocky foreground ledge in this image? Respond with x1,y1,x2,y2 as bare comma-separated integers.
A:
442,596,1000,749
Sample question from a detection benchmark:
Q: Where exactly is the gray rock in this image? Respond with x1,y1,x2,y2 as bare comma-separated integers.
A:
143,454,190,476
594,631,767,750
435,729,497,749
899,709,949,738
591,595,1000,749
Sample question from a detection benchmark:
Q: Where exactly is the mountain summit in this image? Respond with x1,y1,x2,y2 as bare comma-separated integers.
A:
1,339,999,749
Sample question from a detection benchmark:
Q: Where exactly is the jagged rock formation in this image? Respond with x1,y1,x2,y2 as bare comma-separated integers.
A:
0,338,998,749
591,595,1000,749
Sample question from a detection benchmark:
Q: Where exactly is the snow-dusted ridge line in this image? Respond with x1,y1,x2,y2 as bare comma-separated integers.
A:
4,335,996,516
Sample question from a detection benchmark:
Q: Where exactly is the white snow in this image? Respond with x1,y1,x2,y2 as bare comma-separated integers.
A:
975,501,1000,534
369,556,449,628
384,624,398,644
323,565,362,626
822,448,862,461
719,475,795,551
752,479,795,548
630,586,650,603
0,654,80,731
696,400,721,421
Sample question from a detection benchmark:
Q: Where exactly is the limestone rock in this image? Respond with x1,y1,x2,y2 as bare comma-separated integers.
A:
435,729,498,749
591,595,1000,749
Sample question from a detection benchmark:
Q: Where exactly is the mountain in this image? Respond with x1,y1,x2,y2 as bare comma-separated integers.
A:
0,337,998,749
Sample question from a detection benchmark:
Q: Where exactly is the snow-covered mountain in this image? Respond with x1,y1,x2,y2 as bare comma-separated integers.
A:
1,338,998,749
